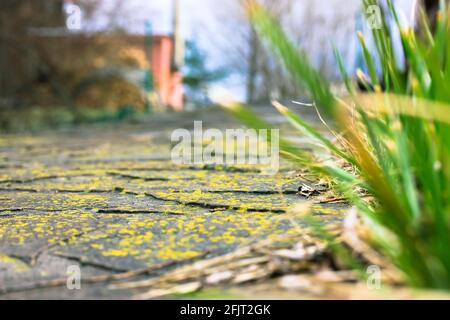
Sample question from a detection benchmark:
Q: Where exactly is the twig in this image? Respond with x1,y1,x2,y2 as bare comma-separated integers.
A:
317,197,348,204
0,252,209,295
110,235,300,290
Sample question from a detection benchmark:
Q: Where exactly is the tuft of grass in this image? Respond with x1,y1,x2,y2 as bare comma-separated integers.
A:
230,0,450,289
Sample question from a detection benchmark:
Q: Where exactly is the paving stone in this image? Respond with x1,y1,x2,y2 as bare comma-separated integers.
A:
0,108,348,298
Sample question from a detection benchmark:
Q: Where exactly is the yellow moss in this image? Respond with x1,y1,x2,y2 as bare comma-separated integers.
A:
0,131,346,270
90,243,104,250
102,249,130,257
0,255,30,273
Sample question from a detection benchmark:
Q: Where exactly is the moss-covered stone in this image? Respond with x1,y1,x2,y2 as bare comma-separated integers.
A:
0,108,347,298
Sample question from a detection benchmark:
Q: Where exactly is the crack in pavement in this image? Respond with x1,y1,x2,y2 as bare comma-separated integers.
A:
106,172,171,182
144,192,287,214
96,209,184,215
0,251,212,295
166,189,299,195
49,252,130,273
0,174,96,185
0,188,291,214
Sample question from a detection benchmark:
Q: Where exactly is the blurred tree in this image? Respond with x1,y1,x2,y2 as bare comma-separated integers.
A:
246,0,295,102
210,0,358,103
0,0,145,111
0,0,65,105
182,40,228,106
422,0,439,30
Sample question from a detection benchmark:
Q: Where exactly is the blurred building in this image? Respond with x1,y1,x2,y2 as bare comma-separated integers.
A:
124,34,184,111
0,0,184,111
148,35,184,111
65,0,185,111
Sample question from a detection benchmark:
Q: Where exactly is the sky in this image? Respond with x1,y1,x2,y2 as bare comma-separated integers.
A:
84,0,416,101
89,0,214,36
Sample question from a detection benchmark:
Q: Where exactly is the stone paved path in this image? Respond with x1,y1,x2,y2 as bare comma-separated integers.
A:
0,107,346,299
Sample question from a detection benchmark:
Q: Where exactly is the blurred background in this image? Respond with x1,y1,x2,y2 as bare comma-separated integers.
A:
0,0,415,131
